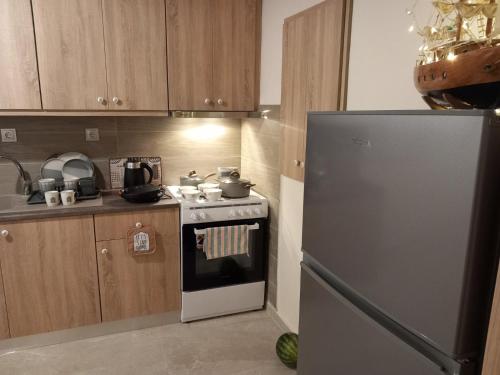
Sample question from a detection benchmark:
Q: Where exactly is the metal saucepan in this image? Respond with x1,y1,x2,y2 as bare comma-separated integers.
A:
180,170,216,187
218,171,256,198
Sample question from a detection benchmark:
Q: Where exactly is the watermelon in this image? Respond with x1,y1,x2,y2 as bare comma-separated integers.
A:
276,332,299,369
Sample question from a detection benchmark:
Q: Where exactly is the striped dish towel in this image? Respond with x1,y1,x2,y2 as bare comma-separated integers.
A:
203,225,249,260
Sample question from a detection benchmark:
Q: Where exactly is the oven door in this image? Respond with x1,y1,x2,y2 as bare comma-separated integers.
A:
182,218,267,292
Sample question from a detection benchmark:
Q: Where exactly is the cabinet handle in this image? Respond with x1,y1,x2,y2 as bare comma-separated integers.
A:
0,230,8,238
112,97,120,104
97,97,106,105
204,98,213,105
135,222,143,229
101,248,109,255
293,160,301,167
217,98,224,105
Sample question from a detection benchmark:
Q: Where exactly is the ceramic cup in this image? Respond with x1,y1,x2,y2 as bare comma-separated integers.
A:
64,178,79,191
183,189,201,201
60,190,76,206
179,186,196,194
204,188,222,202
44,191,60,207
198,182,220,193
38,178,56,193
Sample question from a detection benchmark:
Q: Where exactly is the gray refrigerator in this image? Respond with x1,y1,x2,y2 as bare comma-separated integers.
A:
299,111,500,374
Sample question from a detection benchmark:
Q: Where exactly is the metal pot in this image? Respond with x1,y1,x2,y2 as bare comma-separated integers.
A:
218,171,256,198
180,170,216,187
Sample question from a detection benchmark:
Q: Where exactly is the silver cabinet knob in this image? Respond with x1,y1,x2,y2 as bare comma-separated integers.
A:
101,248,109,255
293,160,300,167
217,98,224,105
112,97,120,104
97,96,105,105
204,98,212,105
0,230,8,238
135,222,143,229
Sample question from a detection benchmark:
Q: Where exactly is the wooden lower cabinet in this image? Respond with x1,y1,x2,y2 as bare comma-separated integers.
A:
0,216,101,337
483,267,500,375
95,209,180,322
0,270,9,339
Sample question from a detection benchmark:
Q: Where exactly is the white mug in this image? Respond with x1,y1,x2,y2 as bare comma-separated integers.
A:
44,191,60,207
61,190,76,206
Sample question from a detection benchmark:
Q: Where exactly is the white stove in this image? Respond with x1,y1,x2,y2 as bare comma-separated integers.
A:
168,186,269,322
168,186,268,224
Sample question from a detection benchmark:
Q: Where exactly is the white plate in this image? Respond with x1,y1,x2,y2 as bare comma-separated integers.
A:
58,152,91,163
62,159,94,180
41,158,65,180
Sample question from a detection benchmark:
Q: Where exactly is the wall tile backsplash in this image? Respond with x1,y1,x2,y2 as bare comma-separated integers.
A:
0,117,241,194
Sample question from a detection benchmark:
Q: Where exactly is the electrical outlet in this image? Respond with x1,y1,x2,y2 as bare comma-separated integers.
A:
1,129,17,143
85,128,100,142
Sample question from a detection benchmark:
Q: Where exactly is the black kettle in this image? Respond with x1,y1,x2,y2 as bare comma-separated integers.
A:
123,158,153,188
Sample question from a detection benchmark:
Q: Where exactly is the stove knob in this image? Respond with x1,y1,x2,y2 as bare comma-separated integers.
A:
246,209,253,216
189,212,199,221
237,209,245,217
253,208,262,215
229,210,236,218
199,212,207,220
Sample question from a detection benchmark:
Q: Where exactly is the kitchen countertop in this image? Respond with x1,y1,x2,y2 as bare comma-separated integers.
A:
0,191,180,223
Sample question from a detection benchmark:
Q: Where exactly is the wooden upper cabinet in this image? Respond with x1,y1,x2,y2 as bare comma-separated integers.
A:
167,0,214,111
280,14,308,182
280,0,350,182
167,0,261,111
102,0,169,110
0,216,101,338
32,0,108,110
212,0,261,111
94,209,181,322
0,0,41,110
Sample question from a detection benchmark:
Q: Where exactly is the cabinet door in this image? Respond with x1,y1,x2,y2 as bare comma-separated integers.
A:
32,0,108,110
483,267,500,375
0,216,100,337
212,0,260,111
0,268,9,339
280,15,308,182
0,0,41,110
95,209,180,321
166,0,214,111
102,0,168,110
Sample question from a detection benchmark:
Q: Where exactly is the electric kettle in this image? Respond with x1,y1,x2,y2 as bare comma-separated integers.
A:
123,158,154,188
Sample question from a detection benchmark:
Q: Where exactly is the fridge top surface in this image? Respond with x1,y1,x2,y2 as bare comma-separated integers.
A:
302,112,500,358
307,109,495,117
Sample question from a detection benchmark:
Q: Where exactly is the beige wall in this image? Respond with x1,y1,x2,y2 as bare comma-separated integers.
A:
241,117,281,307
0,117,241,194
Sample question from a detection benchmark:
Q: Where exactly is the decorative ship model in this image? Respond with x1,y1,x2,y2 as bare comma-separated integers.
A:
413,0,500,109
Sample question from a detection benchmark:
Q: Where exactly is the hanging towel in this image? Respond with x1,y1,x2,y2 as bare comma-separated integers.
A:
203,225,249,260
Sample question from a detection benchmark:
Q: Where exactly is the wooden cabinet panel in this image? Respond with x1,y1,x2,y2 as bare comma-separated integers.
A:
103,0,168,110
483,267,500,375
94,209,180,242
0,216,100,337
280,0,349,182
0,0,41,110
32,0,108,110
213,0,260,111
167,0,214,111
0,267,10,339
280,14,308,182
96,209,180,321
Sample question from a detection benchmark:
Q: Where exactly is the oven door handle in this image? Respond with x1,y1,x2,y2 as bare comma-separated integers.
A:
194,223,260,235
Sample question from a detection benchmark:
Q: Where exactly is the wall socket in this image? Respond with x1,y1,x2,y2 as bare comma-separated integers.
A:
85,128,100,142
1,129,17,143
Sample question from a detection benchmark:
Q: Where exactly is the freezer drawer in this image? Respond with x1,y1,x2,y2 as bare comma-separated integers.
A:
298,265,449,375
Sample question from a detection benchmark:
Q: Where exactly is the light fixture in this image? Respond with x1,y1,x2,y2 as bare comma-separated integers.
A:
408,24,415,33
495,109,500,116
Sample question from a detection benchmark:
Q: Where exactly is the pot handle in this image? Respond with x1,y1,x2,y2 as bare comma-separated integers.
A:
244,184,256,189
203,172,216,180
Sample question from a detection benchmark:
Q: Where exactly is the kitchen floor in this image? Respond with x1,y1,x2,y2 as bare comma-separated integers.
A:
0,311,294,375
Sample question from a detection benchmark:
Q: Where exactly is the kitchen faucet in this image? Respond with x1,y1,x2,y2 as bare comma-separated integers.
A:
0,155,32,196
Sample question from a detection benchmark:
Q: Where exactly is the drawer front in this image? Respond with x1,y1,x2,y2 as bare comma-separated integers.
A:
94,208,179,242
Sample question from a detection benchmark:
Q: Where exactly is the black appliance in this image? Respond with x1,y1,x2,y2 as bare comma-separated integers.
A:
120,184,164,203
124,158,153,188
